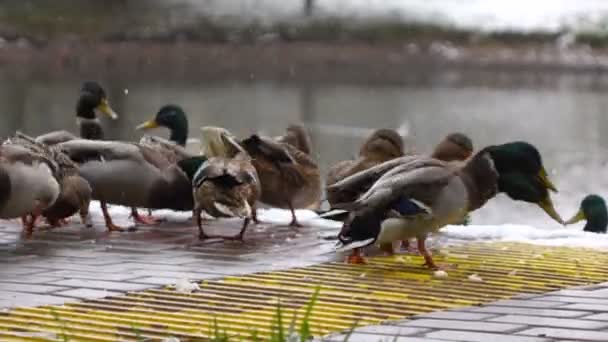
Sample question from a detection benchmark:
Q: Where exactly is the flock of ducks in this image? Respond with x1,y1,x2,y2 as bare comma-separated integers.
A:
2,82,607,270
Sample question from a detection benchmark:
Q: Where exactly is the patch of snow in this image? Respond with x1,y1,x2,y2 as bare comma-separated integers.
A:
174,278,200,294
468,274,483,282
441,224,608,250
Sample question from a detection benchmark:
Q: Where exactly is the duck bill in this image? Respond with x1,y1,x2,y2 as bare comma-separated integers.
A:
136,119,159,130
538,195,564,224
564,209,585,225
538,167,558,193
96,98,119,120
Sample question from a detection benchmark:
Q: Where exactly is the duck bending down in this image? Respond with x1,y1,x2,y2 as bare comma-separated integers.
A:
565,194,607,233
0,141,61,235
240,125,321,227
329,141,563,269
133,104,192,225
58,139,205,232
193,127,260,240
36,81,118,145
12,132,92,230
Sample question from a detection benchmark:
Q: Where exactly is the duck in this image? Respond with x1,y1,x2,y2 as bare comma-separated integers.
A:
58,139,206,232
12,132,93,230
565,194,607,233
329,141,563,269
0,139,61,235
274,124,313,155
35,81,118,145
132,104,192,224
326,129,405,206
240,125,322,227
430,132,474,162
193,127,260,240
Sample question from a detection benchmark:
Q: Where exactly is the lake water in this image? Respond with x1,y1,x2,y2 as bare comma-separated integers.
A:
1,69,608,229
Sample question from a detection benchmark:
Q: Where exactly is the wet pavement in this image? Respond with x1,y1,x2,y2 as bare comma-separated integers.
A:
0,205,340,308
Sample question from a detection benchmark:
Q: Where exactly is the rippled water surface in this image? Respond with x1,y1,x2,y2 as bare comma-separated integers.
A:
1,70,607,228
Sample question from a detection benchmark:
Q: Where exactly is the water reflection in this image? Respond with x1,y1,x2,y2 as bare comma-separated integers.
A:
1,71,607,228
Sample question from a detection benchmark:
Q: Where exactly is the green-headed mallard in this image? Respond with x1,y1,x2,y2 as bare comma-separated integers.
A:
131,105,192,224
58,139,205,232
565,194,607,233
0,139,61,234
240,125,322,227
330,141,562,269
36,82,118,145
12,132,92,230
194,127,260,240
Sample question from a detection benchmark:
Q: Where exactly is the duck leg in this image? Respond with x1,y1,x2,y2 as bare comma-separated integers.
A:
101,201,131,232
130,207,161,225
287,202,303,228
252,205,261,224
379,242,395,256
195,207,212,239
21,214,35,236
418,237,439,270
224,218,250,241
346,248,366,264
79,199,92,228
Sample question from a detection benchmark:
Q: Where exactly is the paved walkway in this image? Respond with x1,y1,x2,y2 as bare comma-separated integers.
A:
324,283,608,341
0,207,339,308
2,207,608,341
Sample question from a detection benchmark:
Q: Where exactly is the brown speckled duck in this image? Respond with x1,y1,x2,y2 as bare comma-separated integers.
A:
194,127,260,240
241,125,322,227
12,132,92,230
326,129,405,206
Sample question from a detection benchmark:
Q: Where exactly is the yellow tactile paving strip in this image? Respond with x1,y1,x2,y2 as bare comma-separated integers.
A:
2,242,608,341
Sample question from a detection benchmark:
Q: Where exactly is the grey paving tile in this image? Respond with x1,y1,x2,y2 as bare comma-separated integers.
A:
551,289,608,298
0,283,68,294
403,311,497,321
517,327,608,341
582,313,608,321
49,279,150,292
0,267,49,275
401,319,524,333
489,314,608,329
36,270,140,282
129,277,177,285
425,330,550,342
535,296,608,305
492,299,566,308
128,270,221,280
1,276,64,284
469,306,591,318
353,325,429,336
0,292,73,308
55,288,122,299
560,303,608,312
323,335,448,342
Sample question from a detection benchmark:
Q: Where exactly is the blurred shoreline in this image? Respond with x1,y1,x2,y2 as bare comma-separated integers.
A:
4,41,608,86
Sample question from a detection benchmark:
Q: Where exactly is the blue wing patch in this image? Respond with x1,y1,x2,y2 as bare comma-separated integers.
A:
391,197,431,217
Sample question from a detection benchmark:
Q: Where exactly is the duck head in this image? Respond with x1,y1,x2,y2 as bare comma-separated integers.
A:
136,104,189,146
432,132,474,162
565,194,608,233
76,81,118,121
485,141,562,224
359,129,404,160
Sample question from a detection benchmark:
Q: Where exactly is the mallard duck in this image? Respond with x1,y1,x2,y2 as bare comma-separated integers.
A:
12,132,92,230
136,104,189,147
36,82,118,145
58,139,205,231
326,129,405,207
240,126,322,227
275,124,313,155
193,127,260,240
0,139,61,234
431,132,473,162
565,194,607,233
132,105,192,224
329,141,563,269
